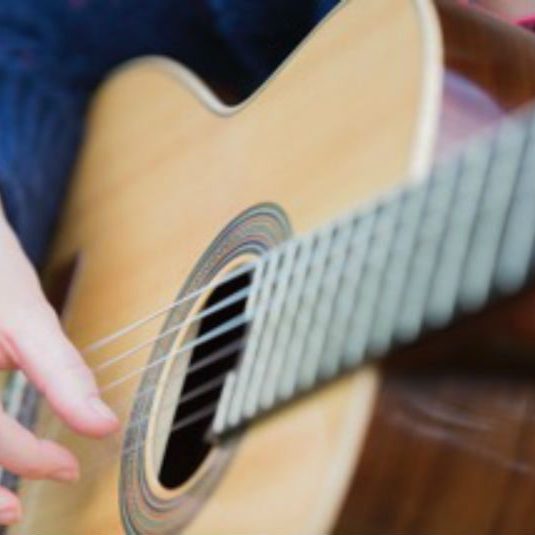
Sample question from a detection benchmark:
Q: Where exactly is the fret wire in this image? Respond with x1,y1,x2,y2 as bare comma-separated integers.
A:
248,241,298,414
276,232,324,402
393,159,461,343
460,119,527,311
424,133,494,328
267,233,318,402
341,197,402,368
240,249,283,420
316,208,377,381
223,258,269,428
496,117,535,294
277,224,334,403
293,222,340,393
295,217,354,392
367,184,427,355
257,240,299,411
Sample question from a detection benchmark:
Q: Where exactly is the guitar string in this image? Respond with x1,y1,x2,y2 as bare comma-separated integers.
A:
100,311,249,393
52,235,439,473
91,285,252,374
33,238,339,477
87,337,246,431
80,261,257,358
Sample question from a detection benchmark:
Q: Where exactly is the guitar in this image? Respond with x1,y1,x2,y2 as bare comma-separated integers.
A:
4,0,535,533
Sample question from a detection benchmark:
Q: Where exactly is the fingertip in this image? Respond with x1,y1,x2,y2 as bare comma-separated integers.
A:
39,439,79,474
0,488,22,525
56,396,120,439
88,397,120,430
83,397,121,438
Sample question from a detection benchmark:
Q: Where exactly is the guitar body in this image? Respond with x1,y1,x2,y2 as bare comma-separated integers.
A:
5,1,535,534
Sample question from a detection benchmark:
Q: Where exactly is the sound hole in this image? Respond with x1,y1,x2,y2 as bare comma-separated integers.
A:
158,272,250,489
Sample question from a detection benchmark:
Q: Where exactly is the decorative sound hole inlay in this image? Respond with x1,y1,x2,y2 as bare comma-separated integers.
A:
120,203,291,535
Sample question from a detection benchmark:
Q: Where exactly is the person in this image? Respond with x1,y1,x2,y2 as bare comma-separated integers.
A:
460,0,535,23
0,0,534,527
0,0,336,525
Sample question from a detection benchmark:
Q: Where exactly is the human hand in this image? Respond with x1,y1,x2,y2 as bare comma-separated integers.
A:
459,0,535,22
0,209,119,525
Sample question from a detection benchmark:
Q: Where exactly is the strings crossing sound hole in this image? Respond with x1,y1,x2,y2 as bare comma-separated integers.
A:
158,271,251,489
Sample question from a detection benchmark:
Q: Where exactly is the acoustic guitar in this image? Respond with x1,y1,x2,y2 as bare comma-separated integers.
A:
4,0,535,533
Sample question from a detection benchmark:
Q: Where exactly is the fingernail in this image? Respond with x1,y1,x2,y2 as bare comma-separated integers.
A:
50,466,79,483
88,396,118,423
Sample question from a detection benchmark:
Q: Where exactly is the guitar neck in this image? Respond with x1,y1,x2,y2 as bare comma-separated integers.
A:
211,109,535,439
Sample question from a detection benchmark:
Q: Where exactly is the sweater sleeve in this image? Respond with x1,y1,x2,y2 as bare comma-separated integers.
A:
207,0,337,80
0,5,85,266
0,0,338,267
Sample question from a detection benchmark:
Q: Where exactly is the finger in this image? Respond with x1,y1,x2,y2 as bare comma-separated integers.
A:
7,307,119,438
0,223,119,437
0,486,21,526
0,407,78,483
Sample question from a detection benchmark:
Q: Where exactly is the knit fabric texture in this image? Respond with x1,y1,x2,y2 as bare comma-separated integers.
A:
0,0,337,265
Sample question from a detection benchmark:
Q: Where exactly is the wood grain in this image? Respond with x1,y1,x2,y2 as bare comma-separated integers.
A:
336,312,535,534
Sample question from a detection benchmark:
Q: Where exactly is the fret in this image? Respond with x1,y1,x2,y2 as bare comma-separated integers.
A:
495,120,535,293
270,234,316,402
394,160,460,343
240,248,284,422
224,257,271,428
249,241,298,413
211,109,535,440
211,371,236,436
367,184,427,355
274,225,333,403
317,209,377,381
341,198,401,367
295,218,354,392
459,120,527,310
425,135,493,328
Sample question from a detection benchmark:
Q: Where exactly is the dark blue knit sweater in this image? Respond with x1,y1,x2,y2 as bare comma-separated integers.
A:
0,0,336,265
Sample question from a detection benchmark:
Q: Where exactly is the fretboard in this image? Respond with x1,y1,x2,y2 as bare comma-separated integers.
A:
210,109,535,440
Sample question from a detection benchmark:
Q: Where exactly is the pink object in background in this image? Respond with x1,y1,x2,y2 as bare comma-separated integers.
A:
517,14,535,30
457,0,535,27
